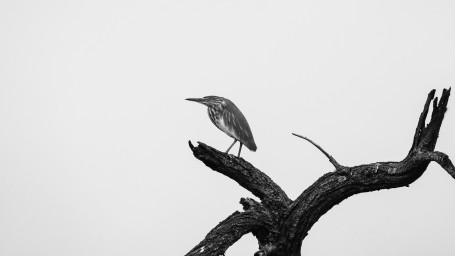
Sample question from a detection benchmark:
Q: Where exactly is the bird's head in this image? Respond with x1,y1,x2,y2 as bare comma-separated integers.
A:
186,96,226,109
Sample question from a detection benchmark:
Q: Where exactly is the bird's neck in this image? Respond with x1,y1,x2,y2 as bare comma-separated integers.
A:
208,107,220,126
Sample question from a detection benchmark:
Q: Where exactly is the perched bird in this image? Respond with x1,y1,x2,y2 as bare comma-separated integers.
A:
186,96,257,157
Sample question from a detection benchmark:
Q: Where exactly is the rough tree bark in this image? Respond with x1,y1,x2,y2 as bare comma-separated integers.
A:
185,88,454,256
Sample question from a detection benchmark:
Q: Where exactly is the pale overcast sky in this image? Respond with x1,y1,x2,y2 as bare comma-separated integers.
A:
1,1,455,256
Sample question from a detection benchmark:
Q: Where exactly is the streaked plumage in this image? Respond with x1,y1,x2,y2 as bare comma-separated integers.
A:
186,96,257,157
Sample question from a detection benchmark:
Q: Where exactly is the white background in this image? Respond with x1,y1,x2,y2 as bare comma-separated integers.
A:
1,1,454,255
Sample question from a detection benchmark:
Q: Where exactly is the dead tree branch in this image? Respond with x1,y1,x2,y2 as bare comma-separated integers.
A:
291,133,345,170
186,88,453,256
189,141,292,212
186,198,278,256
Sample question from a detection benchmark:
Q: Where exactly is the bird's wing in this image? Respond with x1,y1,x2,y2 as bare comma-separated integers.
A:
221,102,257,151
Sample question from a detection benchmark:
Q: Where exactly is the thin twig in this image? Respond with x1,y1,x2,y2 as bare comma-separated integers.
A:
292,133,344,170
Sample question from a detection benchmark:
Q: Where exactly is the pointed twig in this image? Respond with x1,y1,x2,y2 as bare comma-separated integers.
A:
292,133,345,170
410,89,435,152
410,87,451,153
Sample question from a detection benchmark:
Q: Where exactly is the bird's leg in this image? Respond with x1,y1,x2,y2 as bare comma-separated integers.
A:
226,139,237,154
238,143,243,157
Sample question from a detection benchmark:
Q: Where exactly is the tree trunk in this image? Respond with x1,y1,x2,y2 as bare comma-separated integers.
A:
185,88,454,256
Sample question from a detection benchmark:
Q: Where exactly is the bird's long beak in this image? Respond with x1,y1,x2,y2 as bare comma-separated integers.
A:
185,98,205,104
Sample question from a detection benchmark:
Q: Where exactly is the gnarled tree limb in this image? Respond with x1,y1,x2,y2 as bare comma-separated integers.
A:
189,141,292,212
186,88,453,256
186,198,277,256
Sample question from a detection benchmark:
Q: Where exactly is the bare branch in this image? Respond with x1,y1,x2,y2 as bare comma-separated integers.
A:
410,89,435,152
281,157,430,249
425,151,455,179
185,211,258,256
281,88,452,252
189,141,292,211
185,198,278,256
410,87,451,153
186,88,453,256
292,133,344,170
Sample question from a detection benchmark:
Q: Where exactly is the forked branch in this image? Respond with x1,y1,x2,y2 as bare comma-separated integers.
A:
186,88,453,256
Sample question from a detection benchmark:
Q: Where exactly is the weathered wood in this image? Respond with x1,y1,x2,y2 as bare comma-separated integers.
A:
189,141,292,213
186,88,453,256
185,198,278,256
